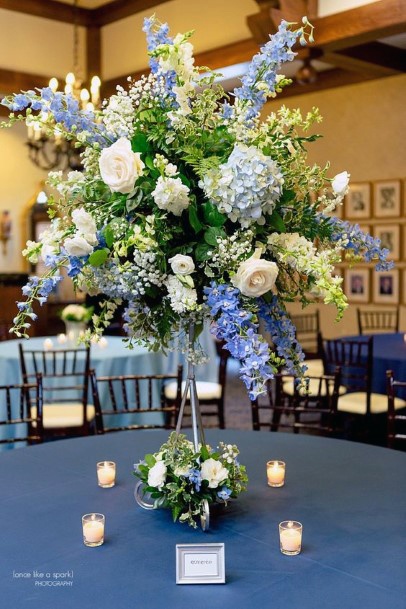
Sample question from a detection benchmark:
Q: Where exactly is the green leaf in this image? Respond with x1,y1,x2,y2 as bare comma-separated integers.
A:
104,226,115,248
179,173,191,188
268,210,286,233
132,132,150,153
200,444,210,461
145,155,155,171
188,204,203,233
144,454,156,467
88,248,109,267
202,202,226,227
204,226,225,246
172,505,182,522
194,243,212,262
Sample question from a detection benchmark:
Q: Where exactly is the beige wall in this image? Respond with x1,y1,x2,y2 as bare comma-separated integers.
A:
265,74,406,336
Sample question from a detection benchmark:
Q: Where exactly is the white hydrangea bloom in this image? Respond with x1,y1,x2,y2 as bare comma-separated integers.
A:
166,275,197,313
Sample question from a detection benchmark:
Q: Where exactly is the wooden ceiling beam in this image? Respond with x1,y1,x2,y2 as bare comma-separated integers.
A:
324,42,406,77
270,0,406,51
0,68,52,95
0,0,91,26
279,66,393,99
0,0,172,27
92,0,172,27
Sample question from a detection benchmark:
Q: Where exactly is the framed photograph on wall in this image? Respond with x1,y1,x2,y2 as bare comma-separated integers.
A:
344,183,371,219
373,270,399,305
403,270,406,305
345,268,370,303
373,224,400,261
373,180,401,218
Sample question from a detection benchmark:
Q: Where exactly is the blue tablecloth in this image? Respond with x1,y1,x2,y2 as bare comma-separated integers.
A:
1,430,405,609
344,333,406,394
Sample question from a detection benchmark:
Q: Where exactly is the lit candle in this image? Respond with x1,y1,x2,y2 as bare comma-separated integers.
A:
97,461,116,488
82,513,105,547
57,333,67,344
43,338,53,350
279,521,302,555
267,460,285,487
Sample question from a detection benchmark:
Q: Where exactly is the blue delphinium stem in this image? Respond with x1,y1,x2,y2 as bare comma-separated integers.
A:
233,20,304,120
327,217,394,271
204,283,275,400
258,296,307,377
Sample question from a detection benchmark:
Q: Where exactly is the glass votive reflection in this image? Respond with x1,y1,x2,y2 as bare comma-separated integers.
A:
82,513,105,547
98,336,108,349
267,460,285,487
279,521,302,555
97,461,116,488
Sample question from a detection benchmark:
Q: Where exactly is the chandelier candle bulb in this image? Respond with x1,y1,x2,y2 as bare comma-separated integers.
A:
97,461,116,488
82,513,105,547
267,461,285,487
279,521,303,555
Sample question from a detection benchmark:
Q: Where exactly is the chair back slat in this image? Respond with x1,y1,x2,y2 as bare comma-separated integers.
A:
0,376,43,446
18,344,91,437
386,370,406,449
90,367,183,434
357,308,399,334
290,310,320,356
251,367,341,436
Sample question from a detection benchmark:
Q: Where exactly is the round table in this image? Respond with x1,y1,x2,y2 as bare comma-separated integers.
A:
1,430,404,609
0,335,218,387
0,336,218,448
344,333,406,394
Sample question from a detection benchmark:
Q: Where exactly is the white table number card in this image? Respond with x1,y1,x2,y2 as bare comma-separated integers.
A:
176,543,225,584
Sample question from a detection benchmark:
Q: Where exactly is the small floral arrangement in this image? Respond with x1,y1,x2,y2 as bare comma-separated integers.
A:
60,303,93,323
134,432,248,528
1,16,392,400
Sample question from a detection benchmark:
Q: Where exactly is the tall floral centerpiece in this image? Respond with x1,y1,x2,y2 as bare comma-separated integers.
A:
2,17,392,527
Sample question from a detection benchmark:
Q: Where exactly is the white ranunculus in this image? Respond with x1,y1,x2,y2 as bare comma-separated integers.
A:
332,171,350,196
174,465,191,477
147,461,167,489
99,137,145,194
168,254,195,275
200,458,228,489
232,249,278,297
64,235,94,257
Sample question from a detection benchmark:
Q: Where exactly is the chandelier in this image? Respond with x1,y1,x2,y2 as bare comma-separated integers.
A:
26,0,101,171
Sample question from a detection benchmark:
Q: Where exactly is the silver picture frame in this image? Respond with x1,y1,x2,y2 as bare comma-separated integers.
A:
176,543,225,584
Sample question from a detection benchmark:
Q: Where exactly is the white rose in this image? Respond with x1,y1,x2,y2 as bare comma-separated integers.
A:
168,254,195,275
72,208,97,235
41,243,57,262
332,171,350,196
200,458,228,489
147,461,167,489
99,137,145,194
64,235,94,257
232,249,278,297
